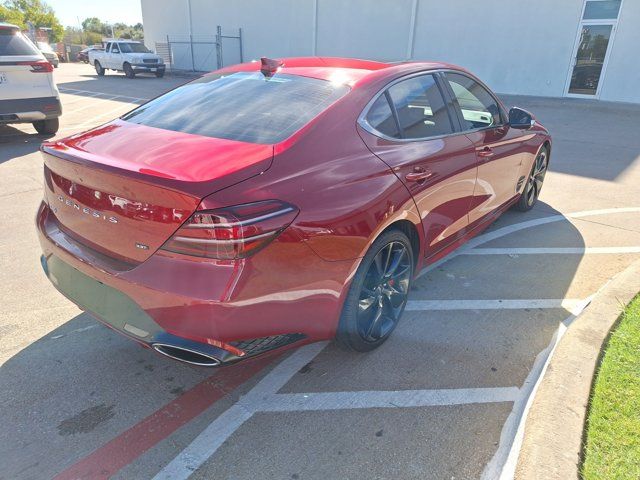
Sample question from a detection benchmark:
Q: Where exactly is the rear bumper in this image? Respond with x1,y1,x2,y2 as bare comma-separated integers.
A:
0,96,61,124
36,201,352,364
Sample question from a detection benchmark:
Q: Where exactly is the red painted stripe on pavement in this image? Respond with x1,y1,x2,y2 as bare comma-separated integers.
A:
53,357,274,480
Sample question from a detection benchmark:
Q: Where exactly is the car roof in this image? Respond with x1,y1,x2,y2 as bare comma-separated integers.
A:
213,56,468,88
0,23,20,30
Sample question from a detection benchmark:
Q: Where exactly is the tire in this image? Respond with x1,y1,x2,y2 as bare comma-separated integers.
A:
514,145,549,212
95,61,105,76
124,63,135,79
155,69,165,78
336,229,414,352
32,118,59,135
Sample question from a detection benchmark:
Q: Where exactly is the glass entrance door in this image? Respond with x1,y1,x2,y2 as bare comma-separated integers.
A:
568,24,613,95
566,0,623,98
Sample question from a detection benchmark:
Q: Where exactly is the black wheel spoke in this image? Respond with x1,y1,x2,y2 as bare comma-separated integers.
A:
365,301,384,339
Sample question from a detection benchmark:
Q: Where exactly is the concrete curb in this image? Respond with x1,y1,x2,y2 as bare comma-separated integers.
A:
515,258,640,480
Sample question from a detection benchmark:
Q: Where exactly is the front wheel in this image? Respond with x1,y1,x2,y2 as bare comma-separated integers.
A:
124,63,135,79
33,118,59,135
95,61,105,76
155,69,165,78
514,146,548,212
336,230,414,352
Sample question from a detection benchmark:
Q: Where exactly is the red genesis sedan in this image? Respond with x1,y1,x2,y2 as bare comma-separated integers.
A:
37,57,550,366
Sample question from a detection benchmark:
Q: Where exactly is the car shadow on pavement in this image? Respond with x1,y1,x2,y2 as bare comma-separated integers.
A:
0,125,51,163
0,310,218,478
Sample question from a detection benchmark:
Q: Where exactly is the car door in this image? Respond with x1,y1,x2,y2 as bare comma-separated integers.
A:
358,72,478,257
442,72,526,226
102,42,112,67
108,42,121,69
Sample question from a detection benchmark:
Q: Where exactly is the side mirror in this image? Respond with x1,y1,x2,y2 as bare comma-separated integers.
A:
508,107,535,130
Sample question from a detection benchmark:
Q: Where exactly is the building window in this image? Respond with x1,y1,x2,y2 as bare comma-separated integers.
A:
583,0,622,20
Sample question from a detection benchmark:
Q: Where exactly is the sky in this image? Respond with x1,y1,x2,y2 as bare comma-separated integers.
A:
48,0,143,27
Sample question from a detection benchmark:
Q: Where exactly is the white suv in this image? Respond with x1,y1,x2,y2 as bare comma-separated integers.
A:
0,23,61,134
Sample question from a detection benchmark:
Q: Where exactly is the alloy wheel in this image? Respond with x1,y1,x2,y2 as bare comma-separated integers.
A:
525,149,548,207
357,241,412,342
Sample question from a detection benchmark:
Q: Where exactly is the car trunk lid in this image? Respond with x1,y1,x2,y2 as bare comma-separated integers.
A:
42,120,274,264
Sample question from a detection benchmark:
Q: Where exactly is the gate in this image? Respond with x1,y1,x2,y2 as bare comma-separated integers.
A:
155,26,243,72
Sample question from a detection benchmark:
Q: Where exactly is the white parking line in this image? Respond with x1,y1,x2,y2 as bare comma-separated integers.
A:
259,387,520,412
153,342,328,480
406,298,585,314
463,246,640,255
59,87,150,102
72,104,135,129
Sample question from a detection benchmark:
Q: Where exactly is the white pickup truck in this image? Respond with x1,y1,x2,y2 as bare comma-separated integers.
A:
88,40,165,78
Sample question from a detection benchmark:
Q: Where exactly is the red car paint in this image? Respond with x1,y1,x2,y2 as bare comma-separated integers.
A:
37,57,550,363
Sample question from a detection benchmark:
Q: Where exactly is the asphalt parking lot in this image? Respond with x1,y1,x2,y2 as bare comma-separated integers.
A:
1,63,640,480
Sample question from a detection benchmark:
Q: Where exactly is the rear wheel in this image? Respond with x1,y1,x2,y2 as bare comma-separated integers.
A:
95,61,105,76
124,63,135,79
336,230,414,352
32,118,59,135
515,146,548,212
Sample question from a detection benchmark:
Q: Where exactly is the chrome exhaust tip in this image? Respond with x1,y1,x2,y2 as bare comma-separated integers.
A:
152,343,221,367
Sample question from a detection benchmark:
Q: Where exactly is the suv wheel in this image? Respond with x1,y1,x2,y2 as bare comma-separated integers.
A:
33,118,59,135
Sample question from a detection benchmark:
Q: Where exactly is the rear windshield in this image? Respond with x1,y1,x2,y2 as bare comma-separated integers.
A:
0,30,39,56
121,72,350,144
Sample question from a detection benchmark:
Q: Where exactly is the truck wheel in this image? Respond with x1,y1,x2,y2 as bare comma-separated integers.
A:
95,61,105,76
33,118,59,135
155,69,165,78
124,63,135,79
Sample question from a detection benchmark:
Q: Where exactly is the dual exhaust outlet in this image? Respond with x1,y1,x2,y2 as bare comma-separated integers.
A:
152,343,222,367
149,332,236,367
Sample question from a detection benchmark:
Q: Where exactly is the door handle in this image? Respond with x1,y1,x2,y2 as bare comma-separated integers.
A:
478,147,494,158
405,168,433,183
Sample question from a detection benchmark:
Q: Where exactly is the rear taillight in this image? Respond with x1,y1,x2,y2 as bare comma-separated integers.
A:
161,200,299,260
21,60,54,73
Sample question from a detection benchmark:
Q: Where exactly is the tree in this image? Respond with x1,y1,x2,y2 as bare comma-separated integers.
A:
81,16,104,34
0,5,25,27
2,0,64,41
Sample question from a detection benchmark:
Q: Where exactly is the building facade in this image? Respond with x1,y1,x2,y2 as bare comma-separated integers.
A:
141,0,639,103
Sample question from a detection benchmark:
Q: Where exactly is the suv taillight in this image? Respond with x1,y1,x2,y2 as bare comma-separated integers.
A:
19,60,54,73
161,200,299,260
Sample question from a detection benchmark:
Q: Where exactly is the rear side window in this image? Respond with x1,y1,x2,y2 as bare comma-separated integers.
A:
387,74,454,139
0,29,39,56
122,72,350,144
445,72,502,130
365,94,400,139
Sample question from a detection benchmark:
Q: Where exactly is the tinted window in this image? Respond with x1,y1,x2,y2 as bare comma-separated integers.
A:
445,72,502,130
365,94,400,138
122,72,350,144
387,74,453,139
105,42,111,52
0,30,39,56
